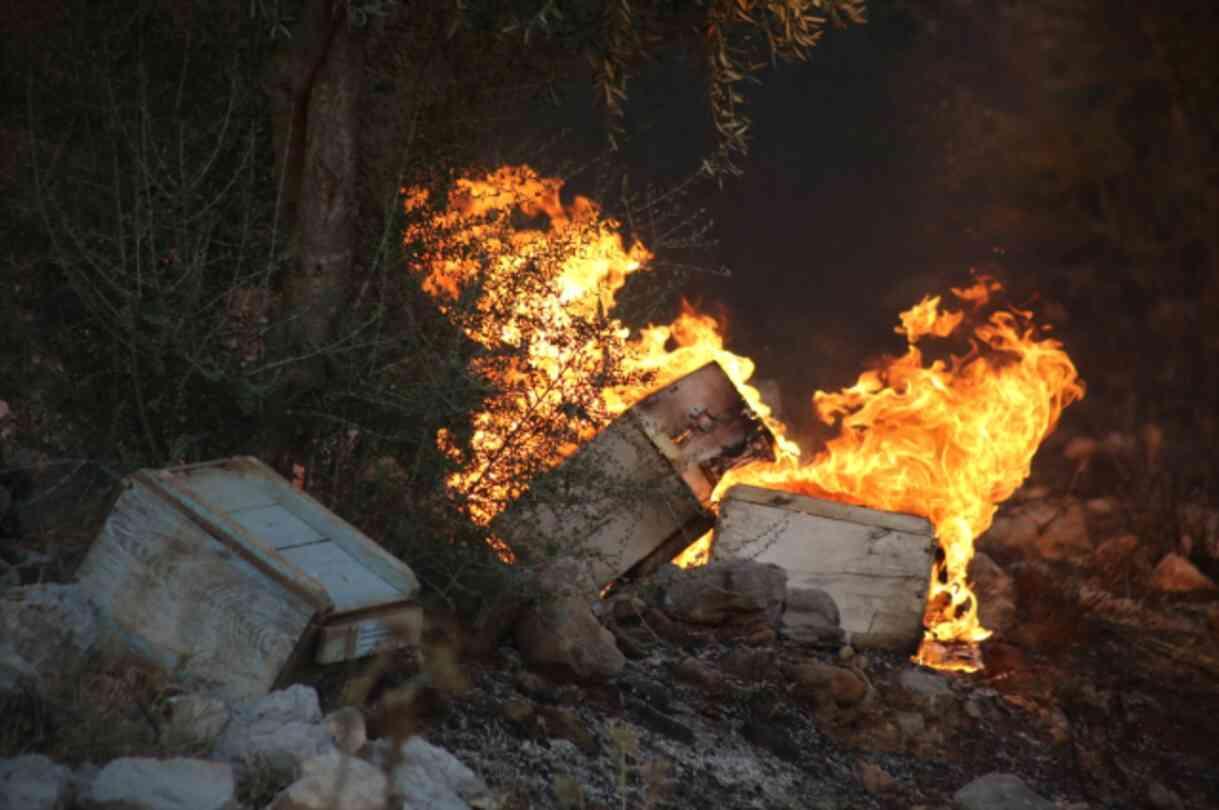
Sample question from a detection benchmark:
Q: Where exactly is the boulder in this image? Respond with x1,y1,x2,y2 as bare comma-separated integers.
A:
84,758,235,810
782,587,843,646
269,751,387,810
387,737,491,810
954,773,1054,810
515,594,624,682
213,685,333,776
662,560,786,626
0,754,74,810
1149,553,1217,593
0,584,98,697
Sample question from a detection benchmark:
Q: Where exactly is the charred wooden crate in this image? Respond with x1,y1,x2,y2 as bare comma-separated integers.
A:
492,361,775,591
712,485,935,651
76,457,421,700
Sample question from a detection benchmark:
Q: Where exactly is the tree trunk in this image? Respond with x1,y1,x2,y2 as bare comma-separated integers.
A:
266,0,365,393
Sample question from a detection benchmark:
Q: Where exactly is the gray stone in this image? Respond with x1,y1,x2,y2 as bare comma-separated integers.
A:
0,754,74,810
954,773,1054,810
782,587,844,645
515,594,624,682
899,668,953,710
214,686,332,776
269,751,387,810
663,560,787,626
0,584,98,697
85,757,235,810
389,737,490,810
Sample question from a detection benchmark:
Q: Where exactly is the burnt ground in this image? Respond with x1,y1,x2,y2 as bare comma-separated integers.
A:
401,622,1218,810
318,419,1219,810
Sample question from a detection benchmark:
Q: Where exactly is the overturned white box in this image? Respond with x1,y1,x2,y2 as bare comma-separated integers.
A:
77,457,422,700
492,361,775,590
712,484,935,650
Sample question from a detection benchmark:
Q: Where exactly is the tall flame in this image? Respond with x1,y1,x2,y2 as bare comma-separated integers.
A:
405,166,1084,670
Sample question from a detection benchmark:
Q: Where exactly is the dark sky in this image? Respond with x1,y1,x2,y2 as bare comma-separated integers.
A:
555,5,966,431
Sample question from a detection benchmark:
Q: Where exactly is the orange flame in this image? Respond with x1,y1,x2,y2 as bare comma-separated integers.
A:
406,166,1084,671
714,277,1084,668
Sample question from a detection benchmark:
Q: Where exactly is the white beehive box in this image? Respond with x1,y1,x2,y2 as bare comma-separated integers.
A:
77,456,421,700
712,484,936,650
492,361,775,590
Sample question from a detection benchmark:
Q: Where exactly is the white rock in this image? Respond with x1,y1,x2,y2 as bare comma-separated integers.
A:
0,754,74,810
954,773,1054,810
323,707,367,755
389,737,490,810
269,751,387,810
0,584,98,697
85,757,235,810
214,685,332,776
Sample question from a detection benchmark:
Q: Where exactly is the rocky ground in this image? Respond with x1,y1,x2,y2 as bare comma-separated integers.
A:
2,420,1219,810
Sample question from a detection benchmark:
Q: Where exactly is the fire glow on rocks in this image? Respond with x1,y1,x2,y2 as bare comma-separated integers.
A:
405,166,1085,671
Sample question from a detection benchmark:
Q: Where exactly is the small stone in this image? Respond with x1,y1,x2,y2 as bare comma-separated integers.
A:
782,587,843,646
719,648,775,683
0,754,74,810
662,560,786,626
829,668,868,707
1150,553,1217,593
1037,500,1092,561
87,758,235,810
269,751,387,810
323,706,366,755
1085,497,1118,514
954,773,1054,810
898,667,952,710
857,761,895,794
515,594,625,683
671,657,724,691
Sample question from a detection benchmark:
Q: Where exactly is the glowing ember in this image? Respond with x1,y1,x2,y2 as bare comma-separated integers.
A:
406,166,1084,672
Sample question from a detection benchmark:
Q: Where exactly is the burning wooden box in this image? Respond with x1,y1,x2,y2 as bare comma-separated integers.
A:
712,485,935,650
492,361,775,590
77,457,421,700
